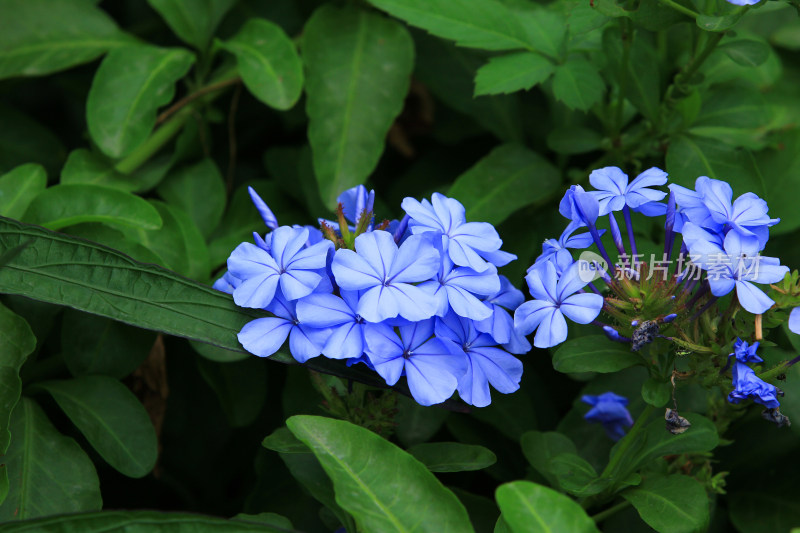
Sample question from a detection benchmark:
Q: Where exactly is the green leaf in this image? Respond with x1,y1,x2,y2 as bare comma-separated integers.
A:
365,0,532,51
22,184,163,231
474,52,554,95
520,431,577,488
60,149,141,192
641,377,671,407
197,357,267,428
0,164,47,220
157,159,226,238
190,339,250,363
688,88,770,148
622,474,710,533
407,442,497,472
0,105,65,176
395,394,450,447
0,510,296,531
548,453,603,496
304,5,414,209
552,58,604,111
219,18,303,110
146,0,236,50
0,0,133,79
287,415,474,532
757,131,800,235
603,28,661,121
0,398,101,521
65,223,164,265
448,144,560,226
729,491,800,533
552,335,642,374
495,481,600,533
721,38,770,67
35,376,158,478
513,8,567,60
86,45,195,158
696,12,746,32
262,426,311,454
61,309,154,379
547,126,603,155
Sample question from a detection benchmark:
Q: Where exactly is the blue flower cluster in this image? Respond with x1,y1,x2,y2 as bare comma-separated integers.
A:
215,186,526,407
727,339,782,410
581,392,633,441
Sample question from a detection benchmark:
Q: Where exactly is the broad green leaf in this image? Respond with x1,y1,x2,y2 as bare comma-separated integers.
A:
552,58,604,111
548,453,603,496
61,309,154,379
552,335,642,374
122,200,209,279
366,0,532,51
0,164,46,220
448,144,560,226
36,376,158,478
197,357,267,428
157,159,226,238
219,18,303,110
0,0,132,79
304,5,414,209
86,45,195,158
147,0,236,50
688,88,771,148
520,431,577,488
495,481,600,533
23,184,163,231
622,474,710,533
547,126,603,155
0,398,101,521
60,149,141,192
65,223,164,265
512,7,567,60
0,510,294,532
395,394,450,447
452,488,500,533
0,105,65,176
729,490,800,533
696,12,746,32
408,442,497,472
721,38,770,67
603,28,660,121
757,131,800,235
474,52,554,96
641,377,671,407
262,426,310,454
287,415,474,533
190,339,250,363
0,216,393,387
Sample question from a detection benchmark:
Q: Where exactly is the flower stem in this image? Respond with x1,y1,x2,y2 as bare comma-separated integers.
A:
657,0,699,19
601,403,655,480
622,206,638,257
591,500,632,523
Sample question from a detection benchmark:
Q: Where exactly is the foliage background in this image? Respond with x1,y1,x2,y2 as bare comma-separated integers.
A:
0,0,799,531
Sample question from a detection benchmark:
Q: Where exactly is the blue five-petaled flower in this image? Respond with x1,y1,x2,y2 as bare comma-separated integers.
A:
582,392,634,441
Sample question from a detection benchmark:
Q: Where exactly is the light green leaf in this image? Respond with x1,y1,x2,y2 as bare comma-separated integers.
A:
408,442,497,473
365,0,531,51
36,376,158,478
448,144,560,226
22,184,163,231
552,335,642,374
721,38,770,67
512,8,567,60
61,309,154,379
60,149,141,192
547,453,602,495
86,45,195,158
0,398,101,521
0,0,133,79
0,164,47,220
474,52,554,96
146,0,236,50
197,357,267,428
495,481,600,533
622,474,710,533
552,58,604,111
304,5,414,209
157,159,226,238
696,12,746,32
262,426,311,454
219,18,303,110
0,509,295,531
641,377,671,407
287,415,474,533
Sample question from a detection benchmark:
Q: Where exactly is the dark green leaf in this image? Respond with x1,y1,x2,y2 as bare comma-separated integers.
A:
0,398,101,521
547,126,603,155
234,512,294,530
219,18,303,110
147,0,236,50
470,386,538,441
688,88,770,148
495,481,600,533
197,357,267,428
0,105,65,176
23,184,163,231
548,453,602,496
622,474,710,533
190,339,250,363
452,488,500,533
0,164,46,220
474,52,554,96
287,415,474,532
60,149,142,193
552,335,642,374
552,58,604,111
696,12,746,32
61,309,154,379
36,376,158,478
408,442,497,472
513,8,566,60
86,45,195,158
641,377,671,407
520,430,577,488
757,131,800,235
603,28,660,121
728,490,800,533
262,426,311,454
395,394,450,447
721,38,770,67
0,509,296,531
0,0,133,79
365,0,531,51
65,223,164,265
448,144,560,226
304,5,414,208
157,159,226,238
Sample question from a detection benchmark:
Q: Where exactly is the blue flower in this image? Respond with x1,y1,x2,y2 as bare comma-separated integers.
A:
589,166,668,216
729,362,780,408
401,193,504,272
514,261,604,348
731,338,762,364
238,291,329,362
534,221,596,268
363,319,466,406
558,185,600,226
248,186,279,230
789,307,800,335
296,291,366,359
435,311,523,408
417,256,500,321
331,231,440,322
338,184,374,224
582,392,634,441
475,275,525,345
227,226,333,308
724,0,758,5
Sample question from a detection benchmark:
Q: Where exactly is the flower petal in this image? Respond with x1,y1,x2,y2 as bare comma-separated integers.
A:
238,317,292,357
